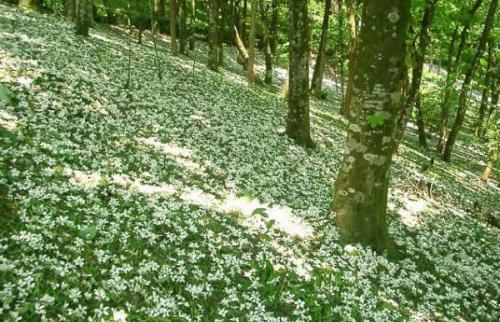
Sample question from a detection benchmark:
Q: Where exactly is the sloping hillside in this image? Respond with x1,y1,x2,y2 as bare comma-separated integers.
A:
0,5,498,321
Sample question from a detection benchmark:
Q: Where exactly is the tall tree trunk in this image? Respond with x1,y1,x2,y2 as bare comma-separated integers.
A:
340,0,357,117
207,0,220,71
436,0,484,152
76,0,93,36
475,38,495,136
270,0,279,55
260,0,273,84
484,78,499,134
170,0,179,55
394,0,437,151
179,0,187,54
247,0,257,83
331,0,410,251
218,0,226,65
18,0,40,10
310,0,332,98
415,94,428,149
189,0,196,50
443,0,497,162
151,0,160,33
64,0,76,19
286,0,313,147
336,0,345,107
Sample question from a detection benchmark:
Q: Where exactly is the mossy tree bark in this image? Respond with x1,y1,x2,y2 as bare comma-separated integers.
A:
340,0,357,117
475,38,495,137
286,0,313,147
259,0,273,84
270,0,279,55
18,0,40,11
247,0,257,84
64,0,76,20
75,0,93,36
436,0,483,152
310,0,332,98
331,0,410,252
394,0,436,151
170,0,179,55
207,0,220,71
179,0,187,54
443,0,497,162
415,94,428,149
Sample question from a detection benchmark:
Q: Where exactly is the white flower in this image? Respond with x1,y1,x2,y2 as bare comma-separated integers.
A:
112,309,127,322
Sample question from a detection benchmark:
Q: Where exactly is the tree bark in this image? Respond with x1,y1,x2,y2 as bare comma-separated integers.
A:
336,0,345,107
443,0,497,162
260,0,273,84
310,0,332,98
394,0,437,151
64,0,76,20
18,0,40,10
179,0,187,54
475,38,495,136
270,0,279,55
415,94,428,149
484,78,499,133
151,0,160,33
331,0,410,251
189,0,196,50
286,0,313,147
436,0,484,152
340,0,357,117
207,0,220,71
76,0,93,36
247,0,257,84
170,0,179,55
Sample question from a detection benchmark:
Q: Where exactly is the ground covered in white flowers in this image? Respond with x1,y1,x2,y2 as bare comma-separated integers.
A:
1,5,499,321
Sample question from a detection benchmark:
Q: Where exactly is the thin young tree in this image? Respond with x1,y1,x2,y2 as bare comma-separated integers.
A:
170,0,179,55
247,0,257,84
270,0,279,55
394,0,437,151
179,0,188,54
340,0,357,117
443,0,498,162
75,0,93,36
260,0,273,84
331,0,410,251
436,0,484,152
151,0,160,33
207,0,220,71
310,0,332,98
64,0,76,19
286,0,313,147
475,38,495,136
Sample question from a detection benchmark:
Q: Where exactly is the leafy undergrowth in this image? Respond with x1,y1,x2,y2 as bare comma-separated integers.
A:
1,5,499,321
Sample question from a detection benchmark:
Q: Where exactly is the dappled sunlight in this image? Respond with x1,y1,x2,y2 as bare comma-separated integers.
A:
390,198,429,228
0,110,18,131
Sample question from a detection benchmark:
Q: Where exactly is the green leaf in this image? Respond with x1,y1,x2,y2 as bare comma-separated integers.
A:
0,85,13,104
367,115,385,128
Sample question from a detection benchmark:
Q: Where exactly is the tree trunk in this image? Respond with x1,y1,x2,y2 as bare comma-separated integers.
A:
394,0,437,151
443,0,497,162
260,0,273,84
484,79,499,134
340,0,357,117
207,0,220,71
179,0,187,54
170,0,179,55
336,0,345,107
475,39,495,136
64,0,76,19
331,0,410,251
270,0,278,55
247,0,257,83
18,0,40,10
151,0,160,33
286,0,313,147
310,0,332,98
415,94,428,149
436,0,484,152
218,0,225,65
189,0,196,50
76,0,92,36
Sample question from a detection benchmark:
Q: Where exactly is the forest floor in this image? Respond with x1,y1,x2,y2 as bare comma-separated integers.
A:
0,4,499,321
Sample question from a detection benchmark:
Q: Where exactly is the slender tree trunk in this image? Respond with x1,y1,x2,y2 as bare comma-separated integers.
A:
170,0,179,55
260,0,273,84
189,0,196,50
336,0,345,107
340,0,357,117
475,39,495,136
270,0,279,55
151,0,160,33
331,0,410,252
394,0,437,151
218,0,226,65
18,0,40,10
76,0,93,36
286,0,313,147
64,0,76,19
247,0,257,83
179,0,187,54
207,0,220,71
437,0,484,152
415,94,428,149
310,0,332,98
484,78,499,134
443,0,497,162
242,0,248,45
